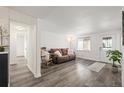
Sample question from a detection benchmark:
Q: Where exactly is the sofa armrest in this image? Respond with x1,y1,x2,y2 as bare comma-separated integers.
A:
73,51,75,54
68,51,76,55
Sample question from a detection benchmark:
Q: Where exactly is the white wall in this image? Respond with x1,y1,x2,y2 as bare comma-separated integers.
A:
10,23,17,64
0,7,9,30
41,30,68,49
26,25,37,75
76,31,122,61
38,19,68,49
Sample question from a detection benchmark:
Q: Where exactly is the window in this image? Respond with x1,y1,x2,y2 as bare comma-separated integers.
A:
102,37,112,50
77,37,91,51
77,39,83,50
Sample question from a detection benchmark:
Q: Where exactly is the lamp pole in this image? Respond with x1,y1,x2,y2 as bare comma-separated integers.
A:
69,37,73,52
68,35,76,52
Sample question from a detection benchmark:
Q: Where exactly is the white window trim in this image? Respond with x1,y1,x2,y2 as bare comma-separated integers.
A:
77,37,91,51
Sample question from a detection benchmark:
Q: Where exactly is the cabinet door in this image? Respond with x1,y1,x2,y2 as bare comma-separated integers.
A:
0,54,8,87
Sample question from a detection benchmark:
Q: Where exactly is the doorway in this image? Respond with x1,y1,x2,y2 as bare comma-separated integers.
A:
10,21,28,65
9,21,30,86
9,20,41,86
15,25,28,64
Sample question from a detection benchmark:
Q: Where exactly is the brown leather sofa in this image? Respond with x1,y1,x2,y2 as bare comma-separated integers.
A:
49,48,76,64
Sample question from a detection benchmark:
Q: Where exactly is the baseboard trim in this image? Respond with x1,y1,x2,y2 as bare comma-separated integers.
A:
34,73,41,78
10,63,17,65
26,64,34,75
26,64,41,78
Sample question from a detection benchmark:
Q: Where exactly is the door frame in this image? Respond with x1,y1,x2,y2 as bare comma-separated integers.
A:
9,20,41,80
99,33,116,63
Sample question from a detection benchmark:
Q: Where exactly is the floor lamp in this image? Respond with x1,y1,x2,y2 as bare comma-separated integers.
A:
67,35,75,52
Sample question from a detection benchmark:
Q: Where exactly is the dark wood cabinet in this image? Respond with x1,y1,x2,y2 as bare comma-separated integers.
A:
0,53,8,87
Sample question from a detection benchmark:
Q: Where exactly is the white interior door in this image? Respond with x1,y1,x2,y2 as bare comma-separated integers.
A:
99,34,116,63
16,31,25,57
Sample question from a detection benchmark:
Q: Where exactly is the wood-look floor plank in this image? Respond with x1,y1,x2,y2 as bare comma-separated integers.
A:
10,58,122,87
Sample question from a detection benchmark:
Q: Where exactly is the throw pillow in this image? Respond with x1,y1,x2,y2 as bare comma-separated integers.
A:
54,50,62,57
61,48,68,55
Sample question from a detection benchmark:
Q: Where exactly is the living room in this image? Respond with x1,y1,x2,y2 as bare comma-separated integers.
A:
0,6,123,87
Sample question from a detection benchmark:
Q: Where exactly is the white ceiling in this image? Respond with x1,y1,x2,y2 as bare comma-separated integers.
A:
9,6,122,35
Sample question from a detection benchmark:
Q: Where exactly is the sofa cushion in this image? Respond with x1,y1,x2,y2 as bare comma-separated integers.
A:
57,55,70,63
61,48,68,55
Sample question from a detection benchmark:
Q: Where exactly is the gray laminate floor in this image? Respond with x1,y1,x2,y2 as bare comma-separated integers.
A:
10,58,122,87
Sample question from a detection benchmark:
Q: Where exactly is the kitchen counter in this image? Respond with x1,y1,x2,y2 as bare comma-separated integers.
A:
0,52,8,54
